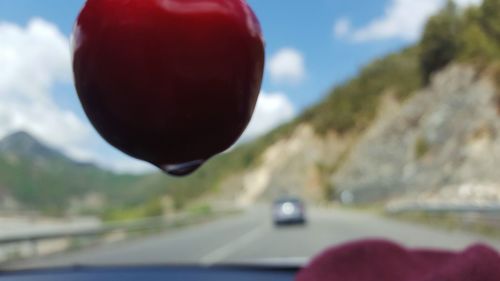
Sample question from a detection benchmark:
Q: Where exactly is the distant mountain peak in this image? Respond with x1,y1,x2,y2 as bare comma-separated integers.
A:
0,131,66,161
2,131,38,145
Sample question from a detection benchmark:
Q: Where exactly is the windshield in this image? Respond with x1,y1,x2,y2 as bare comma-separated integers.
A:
1,0,500,271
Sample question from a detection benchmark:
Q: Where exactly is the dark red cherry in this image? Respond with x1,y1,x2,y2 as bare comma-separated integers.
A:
72,0,265,176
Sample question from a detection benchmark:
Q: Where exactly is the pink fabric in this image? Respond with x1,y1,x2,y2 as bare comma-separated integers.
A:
296,239,500,281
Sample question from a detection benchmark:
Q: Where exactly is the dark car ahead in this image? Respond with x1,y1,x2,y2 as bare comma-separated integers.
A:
272,198,306,226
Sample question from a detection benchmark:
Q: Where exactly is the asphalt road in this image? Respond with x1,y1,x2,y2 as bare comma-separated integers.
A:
8,207,500,269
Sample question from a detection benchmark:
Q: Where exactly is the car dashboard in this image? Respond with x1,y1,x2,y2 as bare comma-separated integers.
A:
0,266,299,281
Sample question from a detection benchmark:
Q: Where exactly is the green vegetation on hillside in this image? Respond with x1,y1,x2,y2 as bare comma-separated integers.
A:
0,152,143,216
300,47,422,135
300,0,500,136
420,1,461,83
415,136,430,160
0,131,289,218
102,198,164,221
420,0,500,80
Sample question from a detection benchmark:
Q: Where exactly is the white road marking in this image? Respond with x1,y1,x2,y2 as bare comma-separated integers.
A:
200,224,269,265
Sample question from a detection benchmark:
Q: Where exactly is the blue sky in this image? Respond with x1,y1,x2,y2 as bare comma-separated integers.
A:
0,0,481,173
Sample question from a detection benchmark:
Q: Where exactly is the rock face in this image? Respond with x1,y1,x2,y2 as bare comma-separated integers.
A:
220,125,350,207
333,65,500,204
225,65,500,207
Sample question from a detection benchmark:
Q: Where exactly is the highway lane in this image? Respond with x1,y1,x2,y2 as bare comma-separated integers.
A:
8,207,500,269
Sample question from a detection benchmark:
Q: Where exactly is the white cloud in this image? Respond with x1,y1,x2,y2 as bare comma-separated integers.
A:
240,91,296,141
268,48,306,84
0,18,296,174
106,158,156,175
334,18,351,38
335,0,482,43
0,19,155,175
0,18,93,160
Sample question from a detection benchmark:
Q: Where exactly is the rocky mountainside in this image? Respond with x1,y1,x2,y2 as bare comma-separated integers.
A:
217,125,350,206
333,65,500,205
220,65,500,208
209,0,500,208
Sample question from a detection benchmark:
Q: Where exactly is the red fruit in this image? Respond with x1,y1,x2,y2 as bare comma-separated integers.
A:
72,0,265,176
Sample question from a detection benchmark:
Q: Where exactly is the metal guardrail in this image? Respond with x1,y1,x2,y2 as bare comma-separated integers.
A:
0,212,225,245
385,203,500,229
386,204,500,214
0,209,238,260
0,215,172,245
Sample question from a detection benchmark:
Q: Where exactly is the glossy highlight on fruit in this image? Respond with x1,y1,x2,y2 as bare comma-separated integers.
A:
72,0,265,176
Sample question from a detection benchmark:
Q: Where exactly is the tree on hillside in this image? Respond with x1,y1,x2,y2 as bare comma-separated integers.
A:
454,2,500,65
420,0,461,83
458,22,499,64
480,0,500,41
